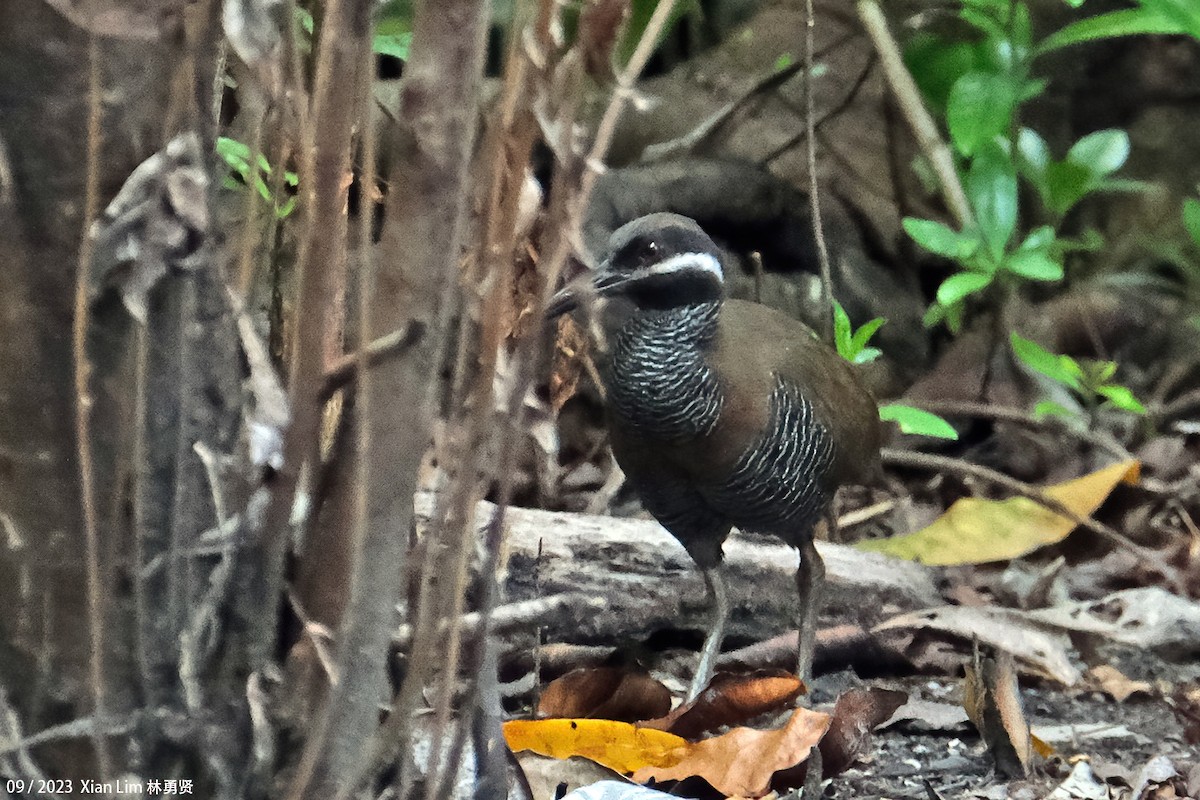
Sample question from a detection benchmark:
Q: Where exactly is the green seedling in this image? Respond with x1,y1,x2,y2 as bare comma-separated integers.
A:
216,137,299,219
1010,332,1146,418
830,302,958,439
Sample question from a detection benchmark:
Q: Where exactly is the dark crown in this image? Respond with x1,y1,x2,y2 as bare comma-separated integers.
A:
597,213,725,310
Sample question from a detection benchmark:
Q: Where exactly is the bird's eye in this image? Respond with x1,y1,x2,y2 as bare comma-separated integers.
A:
640,240,660,263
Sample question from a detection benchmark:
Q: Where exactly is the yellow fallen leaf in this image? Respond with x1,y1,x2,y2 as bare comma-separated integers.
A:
502,719,687,774
857,460,1139,565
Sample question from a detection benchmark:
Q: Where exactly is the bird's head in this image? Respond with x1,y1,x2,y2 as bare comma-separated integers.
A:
547,213,725,319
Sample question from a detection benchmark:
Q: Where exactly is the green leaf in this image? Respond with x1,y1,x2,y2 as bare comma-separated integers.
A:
1016,128,1049,174
295,7,314,35
879,404,960,440
923,302,946,329
1011,2,1035,58
1054,228,1106,254
937,271,993,306
854,346,882,365
961,7,1008,41
1092,360,1118,384
1018,225,1056,252
904,35,981,112
947,71,1017,156
1097,384,1147,413
1183,198,1200,246
774,53,795,71
1137,0,1200,39
902,218,980,260
834,301,887,364
924,300,966,333
1011,332,1083,391
1033,400,1076,419
1017,77,1050,102
1016,127,1050,198
849,316,887,353
1044,160,1094,216
1061,355,1087,384
216,136,252,178
833,300,853,357
253,177,273,203
1036,7,1184,55
1004,250,1064,281
1067,129,1130,177
967,142,1019,259
373,31,412,60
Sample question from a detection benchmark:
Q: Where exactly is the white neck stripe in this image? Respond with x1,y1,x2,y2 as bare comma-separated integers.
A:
638,251,724,282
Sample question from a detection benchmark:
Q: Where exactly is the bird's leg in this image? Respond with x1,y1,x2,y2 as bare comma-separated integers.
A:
689,566,729,702
795,536,826,686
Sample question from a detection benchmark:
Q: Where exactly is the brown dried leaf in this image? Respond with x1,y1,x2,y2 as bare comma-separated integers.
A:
876,605,1080,684
538,668,672,723
643,670,805,739
771,688,908,792
963,649,1033,778
1084,664,1153,702
818,688,909,776
631,707,831,798
551,316,589,412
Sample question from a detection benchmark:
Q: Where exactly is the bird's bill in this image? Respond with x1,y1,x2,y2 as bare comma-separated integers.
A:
544,261,623,319
544,285,579,319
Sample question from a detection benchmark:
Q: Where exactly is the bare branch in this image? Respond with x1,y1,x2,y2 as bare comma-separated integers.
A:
71,34,113,781
856,0,972,229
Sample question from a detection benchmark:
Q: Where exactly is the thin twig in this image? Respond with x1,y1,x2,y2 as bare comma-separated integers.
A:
287,588,340,684
856,0,971,228
233,100,268,299
72,34,113,781
278,0,377,794
319,322,426,401
642,29,861,163
750,250,765,304
803,0,835,344
132,323,153,699
904,398,1134,460
763,51,876,165
0,710,142,759
1159,385,1200,424
838,499,895,528
0,690,59,798
881,447,1183,591
392,593,604,650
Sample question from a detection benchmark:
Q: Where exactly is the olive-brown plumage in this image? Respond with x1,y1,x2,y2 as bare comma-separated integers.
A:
549,213,881,697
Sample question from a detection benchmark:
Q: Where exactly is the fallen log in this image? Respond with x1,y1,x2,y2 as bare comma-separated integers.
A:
413,493,939,650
